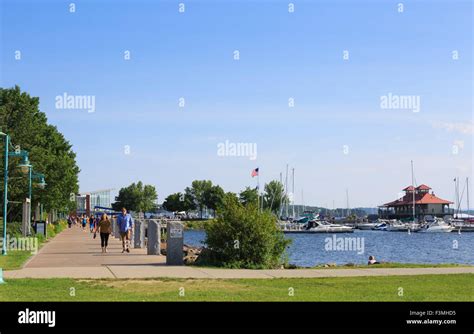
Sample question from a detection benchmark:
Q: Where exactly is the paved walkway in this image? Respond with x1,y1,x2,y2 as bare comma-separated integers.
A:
4,227,474,279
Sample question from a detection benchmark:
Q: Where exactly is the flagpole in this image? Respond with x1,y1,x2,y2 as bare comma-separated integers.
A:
257,171,260,212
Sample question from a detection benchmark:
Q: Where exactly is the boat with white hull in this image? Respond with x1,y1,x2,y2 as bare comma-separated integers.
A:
386,221,421,232
356,222,378,230
419,218,454,233
307,220,354,233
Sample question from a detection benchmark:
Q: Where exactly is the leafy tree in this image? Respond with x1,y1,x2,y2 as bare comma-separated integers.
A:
239,186,258,206
186,180,212,219
163,192,186,212
201,196,291,269
112,181,157,213
204,185,225,214
0,86,80,220
263,180,287,214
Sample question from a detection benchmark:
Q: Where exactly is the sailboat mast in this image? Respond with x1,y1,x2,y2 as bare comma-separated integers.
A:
346,188,350,217
411,160,415,220
285,164,289,218
292,168,295,218
467,177,470,215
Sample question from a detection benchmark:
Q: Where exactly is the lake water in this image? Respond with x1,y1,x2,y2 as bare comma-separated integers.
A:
184,230,474,267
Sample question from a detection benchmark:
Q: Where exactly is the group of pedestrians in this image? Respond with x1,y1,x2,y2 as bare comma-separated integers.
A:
67,207,134,254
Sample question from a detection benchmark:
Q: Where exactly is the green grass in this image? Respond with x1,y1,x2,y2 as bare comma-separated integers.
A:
183,219,211,230
0,251,34,270
0,220,67,270
1,274,472,301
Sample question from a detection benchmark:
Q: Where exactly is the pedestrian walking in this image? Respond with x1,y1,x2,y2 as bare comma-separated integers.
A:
96,213,112,253
81,214,87,230
117,207,134,253
89,214,96,233
67,214,74,228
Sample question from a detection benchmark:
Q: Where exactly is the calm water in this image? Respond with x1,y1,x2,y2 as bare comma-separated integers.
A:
184,230,474,267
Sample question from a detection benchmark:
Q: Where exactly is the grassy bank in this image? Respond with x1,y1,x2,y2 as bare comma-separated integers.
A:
0,220,67,270
182,219,211,230
1,274,472,301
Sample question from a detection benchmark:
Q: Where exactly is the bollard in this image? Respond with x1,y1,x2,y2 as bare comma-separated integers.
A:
134,219,145,248
114,218,121,239
111,218,117,238
147,220,161,255
166,221,184,265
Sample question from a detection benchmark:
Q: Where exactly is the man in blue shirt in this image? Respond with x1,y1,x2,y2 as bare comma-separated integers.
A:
117,207,134,253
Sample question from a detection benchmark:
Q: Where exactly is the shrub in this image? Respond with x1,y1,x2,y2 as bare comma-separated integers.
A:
200,194,291,269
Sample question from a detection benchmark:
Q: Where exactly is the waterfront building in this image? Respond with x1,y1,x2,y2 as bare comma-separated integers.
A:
379,184,453,219
75,189,114,216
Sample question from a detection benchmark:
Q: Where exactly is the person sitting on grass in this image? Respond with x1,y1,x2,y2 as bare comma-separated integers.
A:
368,255,380,265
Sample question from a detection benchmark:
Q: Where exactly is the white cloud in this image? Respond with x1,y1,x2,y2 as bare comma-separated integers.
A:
431,121,474,135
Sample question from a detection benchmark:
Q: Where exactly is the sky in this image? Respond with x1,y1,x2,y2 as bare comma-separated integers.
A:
1,0,472,208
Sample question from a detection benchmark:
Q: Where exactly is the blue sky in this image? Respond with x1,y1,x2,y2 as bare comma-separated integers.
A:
1,0,472,208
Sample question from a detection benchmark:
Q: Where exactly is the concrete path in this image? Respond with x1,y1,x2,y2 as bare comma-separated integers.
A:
4,227,474,279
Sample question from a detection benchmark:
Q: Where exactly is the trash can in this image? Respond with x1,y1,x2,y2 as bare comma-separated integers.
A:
34,221,47,237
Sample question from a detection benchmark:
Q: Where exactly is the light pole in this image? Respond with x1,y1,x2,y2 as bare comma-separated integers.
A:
0,132,9,255
0,132,45,254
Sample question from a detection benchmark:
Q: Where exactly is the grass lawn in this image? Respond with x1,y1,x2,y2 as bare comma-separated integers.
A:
0,251,34,271
0,220,67,270
0,274,472,301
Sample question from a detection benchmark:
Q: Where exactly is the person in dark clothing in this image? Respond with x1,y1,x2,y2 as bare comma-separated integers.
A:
96,213,112,253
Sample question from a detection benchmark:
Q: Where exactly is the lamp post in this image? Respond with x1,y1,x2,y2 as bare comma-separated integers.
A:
0,132,45,254
0,132,9,255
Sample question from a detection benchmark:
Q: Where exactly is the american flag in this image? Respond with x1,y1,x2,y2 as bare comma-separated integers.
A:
251,168,259,177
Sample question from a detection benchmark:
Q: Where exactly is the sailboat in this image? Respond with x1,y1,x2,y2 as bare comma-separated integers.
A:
388,161,421,232
449,177,474,232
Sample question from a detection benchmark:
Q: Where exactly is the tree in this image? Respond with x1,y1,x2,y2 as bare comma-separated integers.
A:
0,86,80,220
263,180,287,215
239,186,258,206
201,196,291,269
162,192,186,212
112,181,157,213
186,180,213,219
204,185,225,214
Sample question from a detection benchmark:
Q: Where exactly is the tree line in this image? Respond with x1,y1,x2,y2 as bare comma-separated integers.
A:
0,86,80,221
163,180,289,218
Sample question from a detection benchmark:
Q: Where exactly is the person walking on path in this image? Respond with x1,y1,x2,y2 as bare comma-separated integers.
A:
117,207,134,253
81,215,87,231
67,214,74,228
89,214,96,233
95,213,112,253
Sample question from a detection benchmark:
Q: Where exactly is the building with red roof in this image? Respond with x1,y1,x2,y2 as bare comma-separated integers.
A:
379,184,453,219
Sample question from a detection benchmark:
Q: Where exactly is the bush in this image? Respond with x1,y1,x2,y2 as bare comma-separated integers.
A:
199,194,291,269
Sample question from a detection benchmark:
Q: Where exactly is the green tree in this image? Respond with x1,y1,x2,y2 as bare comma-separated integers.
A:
112,181,157,213
162,192,186,212
0,86,80,220
204,185,225,214
263,180,287,215
201,196,291,269
239,186,258,206
186,180,213,219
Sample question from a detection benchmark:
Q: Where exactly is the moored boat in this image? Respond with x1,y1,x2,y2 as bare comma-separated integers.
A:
419,218,454,233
